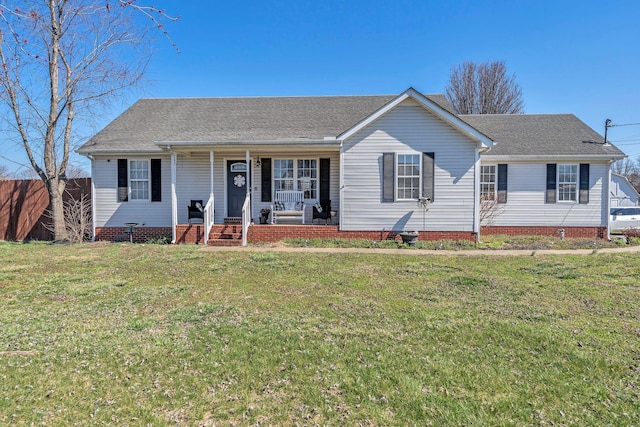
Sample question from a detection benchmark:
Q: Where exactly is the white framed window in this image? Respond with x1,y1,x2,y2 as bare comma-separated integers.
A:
274,159,294,191
396,154,421,200
480,165,496,200
297,159,317,199
558,164,577,201
129,160,150,200
274,158,317,199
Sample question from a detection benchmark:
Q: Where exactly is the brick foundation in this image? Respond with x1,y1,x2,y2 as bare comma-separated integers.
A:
95,226,172,243
482,226,606,239
95,224,607,245
246,225,477,244
175,224,207,244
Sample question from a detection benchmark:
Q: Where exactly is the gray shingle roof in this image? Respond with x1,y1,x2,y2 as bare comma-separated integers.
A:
462,114,624,158
78,93,624,159
81,94,443,153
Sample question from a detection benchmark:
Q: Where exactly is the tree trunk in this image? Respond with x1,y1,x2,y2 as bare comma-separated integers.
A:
47,177,69,242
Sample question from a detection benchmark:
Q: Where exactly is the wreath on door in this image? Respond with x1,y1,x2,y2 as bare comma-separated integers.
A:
234,174,246,187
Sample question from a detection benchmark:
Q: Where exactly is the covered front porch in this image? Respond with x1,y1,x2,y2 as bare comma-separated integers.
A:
164,145,340,245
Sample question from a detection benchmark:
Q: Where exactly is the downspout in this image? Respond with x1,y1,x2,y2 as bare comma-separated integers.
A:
607,160,613,240
473,146,481,243
339,142,344,231
170,149,177,244
88,155,96,241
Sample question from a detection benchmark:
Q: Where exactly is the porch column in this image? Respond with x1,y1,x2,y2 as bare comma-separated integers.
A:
171,151,177,243
246,150,252,218
245,150,251,197
210,151,214,201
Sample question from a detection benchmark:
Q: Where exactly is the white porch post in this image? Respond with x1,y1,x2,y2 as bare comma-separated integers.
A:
210,151,215,201
245,150,251,196
246,150,251,214
171,151,177,243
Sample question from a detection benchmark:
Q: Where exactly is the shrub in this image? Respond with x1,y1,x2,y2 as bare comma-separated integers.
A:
145,236,172,245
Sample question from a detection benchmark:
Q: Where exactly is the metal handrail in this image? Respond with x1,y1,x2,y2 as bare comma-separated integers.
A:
241,193,251,246
204,195,214,245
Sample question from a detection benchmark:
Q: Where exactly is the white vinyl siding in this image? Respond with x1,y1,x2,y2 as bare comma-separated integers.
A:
92,155,172,227
482,161,608,226
610,173,640,207
176,153,219,224
341,98,477,232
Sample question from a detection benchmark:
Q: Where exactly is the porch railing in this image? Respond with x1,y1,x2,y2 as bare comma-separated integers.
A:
203,195,214,245
241,193,251,247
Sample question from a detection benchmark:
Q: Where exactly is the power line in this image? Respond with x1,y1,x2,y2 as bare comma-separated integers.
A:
608,122,640,128
611,137,640,143
616,141,640,147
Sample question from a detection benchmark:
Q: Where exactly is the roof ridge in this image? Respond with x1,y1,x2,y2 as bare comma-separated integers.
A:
136,93,446,101
461,113,576,117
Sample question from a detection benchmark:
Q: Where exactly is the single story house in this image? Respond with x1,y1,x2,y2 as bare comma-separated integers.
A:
78,87,625,245
610,173,639,207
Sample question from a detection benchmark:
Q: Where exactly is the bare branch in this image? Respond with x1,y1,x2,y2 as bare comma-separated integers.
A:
612,158,640,189
446,60,524,115
480,195,503,226
0,0,178,240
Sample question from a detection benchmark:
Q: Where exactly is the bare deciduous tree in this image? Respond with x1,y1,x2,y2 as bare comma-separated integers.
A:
445,60,524,115
612,158,640,190
65,163,90,179
0,164,9,180
0,1,177,241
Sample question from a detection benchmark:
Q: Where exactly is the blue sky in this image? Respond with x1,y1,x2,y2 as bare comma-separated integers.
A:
2,0,640,175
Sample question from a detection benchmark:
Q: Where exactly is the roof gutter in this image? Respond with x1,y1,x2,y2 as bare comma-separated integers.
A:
154,139,341,149
481,154,626,162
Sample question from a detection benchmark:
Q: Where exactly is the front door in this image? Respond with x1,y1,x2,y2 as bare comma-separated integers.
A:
227,160,248,217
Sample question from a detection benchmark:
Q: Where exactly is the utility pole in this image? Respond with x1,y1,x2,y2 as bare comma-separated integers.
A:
604,118,612,144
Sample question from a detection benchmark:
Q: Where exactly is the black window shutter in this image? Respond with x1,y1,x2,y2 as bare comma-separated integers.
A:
497,164,508,204
117,159,128,202
579,163,589,204
422,152,435,202
319,158,330,204
382,153,395,202
151,159,162,202
545,163,556,203
261,158,272,202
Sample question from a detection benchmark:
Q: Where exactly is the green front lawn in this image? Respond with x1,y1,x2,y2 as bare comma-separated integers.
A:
1,242,638,425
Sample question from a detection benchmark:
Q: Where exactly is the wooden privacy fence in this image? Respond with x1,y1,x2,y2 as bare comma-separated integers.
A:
0,178,91,241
